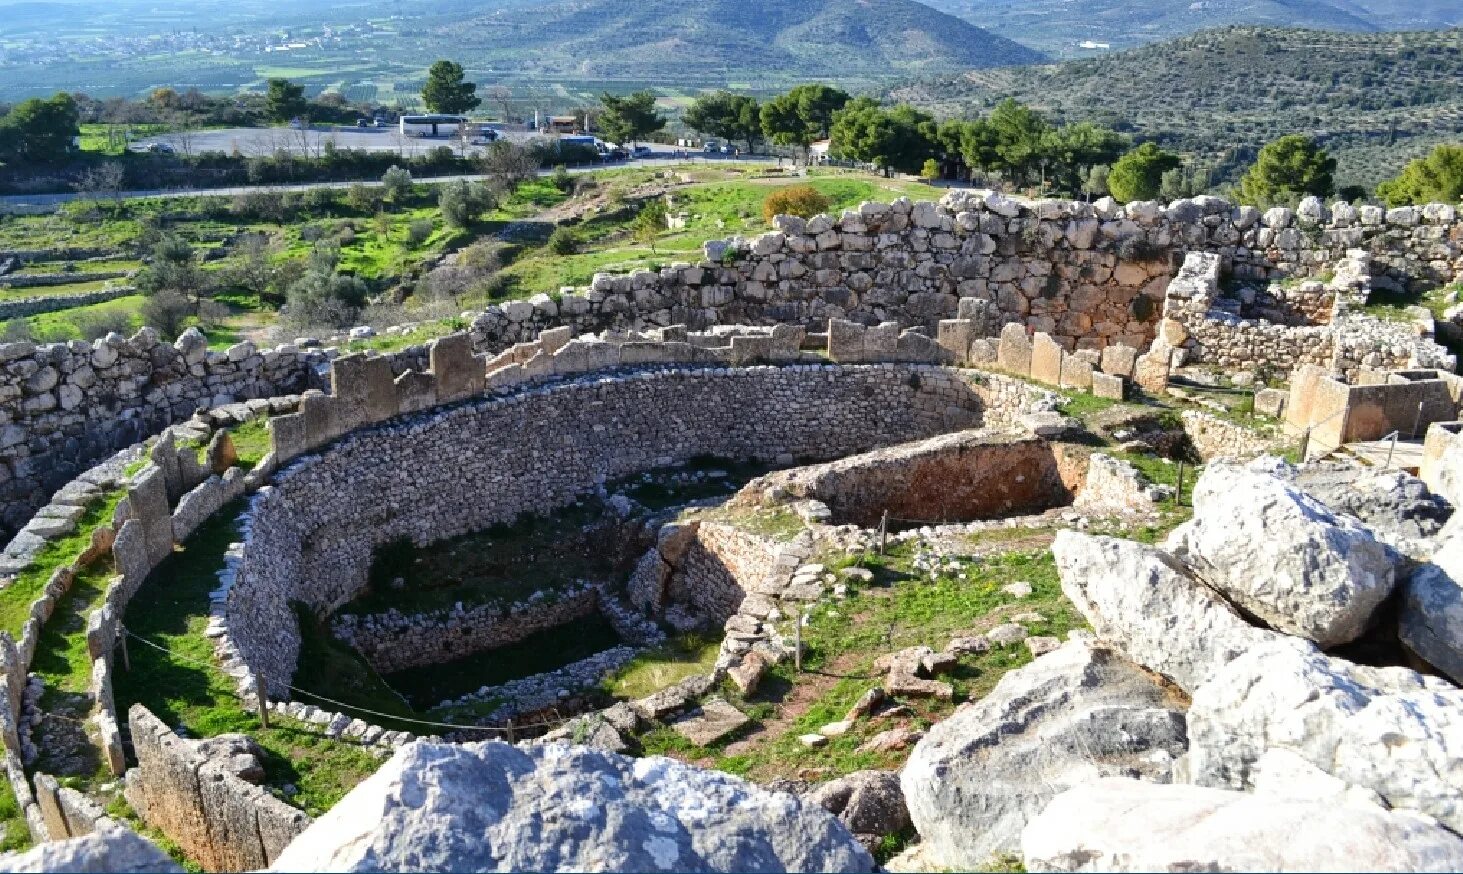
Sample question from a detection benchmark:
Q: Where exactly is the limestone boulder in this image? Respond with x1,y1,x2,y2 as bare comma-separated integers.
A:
1187,639,1463,831
805,771,910,850
1052,531,1276,692
1021,778,1463,873
1399,525,1463,685
270,740,875,872
900,640,1186,869
1167,462,1397,647
0,828,182,873
1288,464,1452,556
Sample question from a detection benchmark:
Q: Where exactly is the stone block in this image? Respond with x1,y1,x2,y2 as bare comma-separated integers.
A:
1285,364,1328,433
1254,388,1287,418
1092,372,1125,400
1100,344,1138,378
1060,354,1095,391
393,370,438,415
330,353,397,430
300,390,338,450
539,325,573,355
896,331,943,364
968,339,998,365
1030,333,1065,386
1133,350,1171,394
149,431,183,504
267,412,307,463
865,322,900,359
430,333,486,403
729,335,774,365
127,467,173,569
997,323,1032,376
552,339,622,376
827,319,866,363
937,320,975,364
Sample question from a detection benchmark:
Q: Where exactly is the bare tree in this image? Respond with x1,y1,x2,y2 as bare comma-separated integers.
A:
485,85,514,122
166,111,199,158
75,162,127,202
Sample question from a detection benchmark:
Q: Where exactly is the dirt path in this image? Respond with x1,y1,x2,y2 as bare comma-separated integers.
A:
722,650,871,758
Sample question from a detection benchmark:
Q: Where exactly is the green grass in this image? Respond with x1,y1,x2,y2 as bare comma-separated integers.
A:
1056,390,1123,419
602,631,722,700
30,564,115,695
228,419,273,470
0,490,125,640
0,778,29,854
14,294,145,343
702,545,1084,782
113,503,384,819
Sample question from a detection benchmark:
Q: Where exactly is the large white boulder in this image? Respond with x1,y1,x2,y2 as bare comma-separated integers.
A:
1188,639,1463,831
1400,526,1463,685
1052,531,1276,691
901,640,1186,869
1166,462,1397,647
270,741,875,872
0,828,181,873
1021,778,1463,872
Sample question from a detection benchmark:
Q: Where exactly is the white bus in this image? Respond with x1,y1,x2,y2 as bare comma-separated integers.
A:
397,114,469,138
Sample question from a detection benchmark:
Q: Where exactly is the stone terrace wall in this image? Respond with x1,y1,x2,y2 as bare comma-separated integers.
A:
126,705,308,871
230,363,994,695
7,192,1458,544
746,431,1078,528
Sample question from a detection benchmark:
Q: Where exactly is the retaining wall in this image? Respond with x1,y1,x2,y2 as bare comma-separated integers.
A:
6,192,1459,544
0,286,135,321
229,362,1014,695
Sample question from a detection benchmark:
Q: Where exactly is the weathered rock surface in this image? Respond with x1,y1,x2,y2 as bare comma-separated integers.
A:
900,640,1186,869
0,828,182,873
1399,526,1463,684
1052,531,1275,691
806,771,910,850
1290,464,1452,554
1187,639,1463,831
1167,462,1397,647
270,740,876,872
1021,778,1463,872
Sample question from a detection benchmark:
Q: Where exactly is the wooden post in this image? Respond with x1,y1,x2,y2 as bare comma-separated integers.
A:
118,626,130,672
1298,428,1311,462
1175,461,1185,507
879,510,889,555
506,718,515,744
255,675,269,728
794,612,804,673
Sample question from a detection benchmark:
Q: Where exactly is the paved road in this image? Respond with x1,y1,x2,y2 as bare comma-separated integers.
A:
0,150,783,209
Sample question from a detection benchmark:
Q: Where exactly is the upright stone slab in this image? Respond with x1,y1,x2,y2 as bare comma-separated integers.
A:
539,326,573,355
730,335,773,365
331,353,397,431
997,323,1032,376
937,320,975,365
865,322,900,359
1030,332,1065,386
1285,363,1328,433
1133,350,1171,394
430,333,485,403
827,319,866,363
127,466,173,569
267,412,307,463
1101,343,1138,378
148,431,183,504
1092,372,1125,400
1060,353,1095,390
393,371,437,415
300,390,338,450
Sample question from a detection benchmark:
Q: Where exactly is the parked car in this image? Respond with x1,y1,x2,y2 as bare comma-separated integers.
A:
703,141,720,153
721,144,736,155
633,144,652,157
145,142,175,154
355,119,370,128
372,118,387,128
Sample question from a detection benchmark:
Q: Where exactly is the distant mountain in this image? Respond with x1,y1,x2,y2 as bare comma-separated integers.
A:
427,0,1046,81
891,26,1463,189
917,0,1462,58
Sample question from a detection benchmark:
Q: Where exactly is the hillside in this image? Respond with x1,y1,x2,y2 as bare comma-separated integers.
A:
422,0,1045,82
891,26,1463,189
919,0,1461,58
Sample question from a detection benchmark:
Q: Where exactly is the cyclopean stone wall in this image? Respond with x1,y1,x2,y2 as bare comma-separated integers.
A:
228,361,1017,697
5,192,1459,542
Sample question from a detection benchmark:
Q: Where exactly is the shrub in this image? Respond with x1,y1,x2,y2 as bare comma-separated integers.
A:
547,226,577,255
550,164,572,192
762,184,832,222
381,165,413,203
439,180,495,229
73,308,134,340
407,219,434,246
474,273,510,298
345,183,383,214
460,240,503,272
300,186,336,215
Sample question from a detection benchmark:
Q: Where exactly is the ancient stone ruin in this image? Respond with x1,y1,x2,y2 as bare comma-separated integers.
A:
0,189,1460,872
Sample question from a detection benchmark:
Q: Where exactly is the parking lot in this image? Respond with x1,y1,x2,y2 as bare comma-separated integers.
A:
132,125,711,160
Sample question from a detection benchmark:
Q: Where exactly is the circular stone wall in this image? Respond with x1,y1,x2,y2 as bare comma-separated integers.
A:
229,363,994,693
